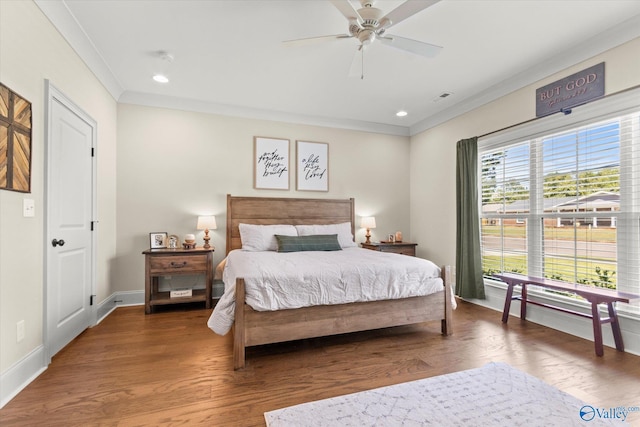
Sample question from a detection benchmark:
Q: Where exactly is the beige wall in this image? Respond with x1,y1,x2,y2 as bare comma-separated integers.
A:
0,1,117,373
409,37,640,267
115,104,410,291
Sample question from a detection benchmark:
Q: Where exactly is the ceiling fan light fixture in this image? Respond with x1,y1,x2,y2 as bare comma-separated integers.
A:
358,29,376,45
152,74,169,83
396,110,408,117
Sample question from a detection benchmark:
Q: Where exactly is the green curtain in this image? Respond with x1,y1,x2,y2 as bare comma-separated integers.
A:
456,137,485,299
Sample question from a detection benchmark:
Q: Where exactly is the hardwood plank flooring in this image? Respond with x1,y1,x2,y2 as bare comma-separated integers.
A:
1,301,639,426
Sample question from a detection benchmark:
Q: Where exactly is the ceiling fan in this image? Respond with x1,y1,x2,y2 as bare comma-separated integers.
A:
284,0,442,78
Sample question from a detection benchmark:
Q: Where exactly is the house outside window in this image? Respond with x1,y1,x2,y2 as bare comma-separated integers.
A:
478,90,639,312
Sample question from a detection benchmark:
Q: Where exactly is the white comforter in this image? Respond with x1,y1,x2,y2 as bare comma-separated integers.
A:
207,247,445,335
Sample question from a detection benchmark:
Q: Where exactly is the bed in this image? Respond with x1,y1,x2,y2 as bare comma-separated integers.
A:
209,195,454,369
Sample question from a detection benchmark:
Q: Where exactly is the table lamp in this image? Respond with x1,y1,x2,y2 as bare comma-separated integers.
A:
360,216,376,244
197,215,217,249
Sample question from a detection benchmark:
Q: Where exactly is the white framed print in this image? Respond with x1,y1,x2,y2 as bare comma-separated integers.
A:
296,140,328,192
149,232,168,249
254,136,290,190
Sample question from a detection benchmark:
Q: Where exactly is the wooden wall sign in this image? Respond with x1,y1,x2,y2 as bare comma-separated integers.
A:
536,62,604,117
0,83,32,193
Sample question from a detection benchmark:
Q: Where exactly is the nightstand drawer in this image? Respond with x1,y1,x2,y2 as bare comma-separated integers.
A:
385,246,416,256
361,242,417,257
149,254,207,274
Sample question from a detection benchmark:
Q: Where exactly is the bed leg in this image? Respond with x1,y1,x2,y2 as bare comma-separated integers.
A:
233,336,245,370
233,278,246,370
441,265,453,336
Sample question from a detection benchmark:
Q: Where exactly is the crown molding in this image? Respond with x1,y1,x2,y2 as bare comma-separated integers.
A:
118,91,410,136
34,0,124,101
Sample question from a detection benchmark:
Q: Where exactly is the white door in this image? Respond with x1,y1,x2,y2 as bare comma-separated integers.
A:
45,83,95,361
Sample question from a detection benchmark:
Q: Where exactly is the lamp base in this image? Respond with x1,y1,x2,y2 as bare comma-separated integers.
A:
203,230,211,249
365,229,372,245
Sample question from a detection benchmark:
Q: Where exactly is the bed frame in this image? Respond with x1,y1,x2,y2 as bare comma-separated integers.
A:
226,194,453,369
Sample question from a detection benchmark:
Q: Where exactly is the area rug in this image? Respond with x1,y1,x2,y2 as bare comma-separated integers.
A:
264,362,625,426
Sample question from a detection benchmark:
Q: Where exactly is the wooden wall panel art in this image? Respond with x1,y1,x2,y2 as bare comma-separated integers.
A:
0,83,32,193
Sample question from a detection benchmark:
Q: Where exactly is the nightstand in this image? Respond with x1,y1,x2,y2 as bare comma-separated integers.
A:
142,247,214,314
361,241,417,256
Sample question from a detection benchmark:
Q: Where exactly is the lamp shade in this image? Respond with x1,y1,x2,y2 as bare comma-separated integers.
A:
360,216,376,229
197,215,217,230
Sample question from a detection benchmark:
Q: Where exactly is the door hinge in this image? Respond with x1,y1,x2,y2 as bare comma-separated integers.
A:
91,221,95,231
90,295,96,306
91,147,95,157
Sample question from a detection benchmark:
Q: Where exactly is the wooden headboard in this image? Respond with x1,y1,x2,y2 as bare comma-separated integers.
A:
226,194,355,254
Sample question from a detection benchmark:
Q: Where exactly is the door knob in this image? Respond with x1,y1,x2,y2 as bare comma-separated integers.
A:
52,238,65,247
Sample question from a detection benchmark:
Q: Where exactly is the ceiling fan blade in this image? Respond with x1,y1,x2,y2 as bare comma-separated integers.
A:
379,34,442,58
380,0,441,30
329,0,363,23
283,34,352,47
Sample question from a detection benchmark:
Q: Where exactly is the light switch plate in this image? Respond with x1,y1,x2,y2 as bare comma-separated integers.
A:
23,198,35,217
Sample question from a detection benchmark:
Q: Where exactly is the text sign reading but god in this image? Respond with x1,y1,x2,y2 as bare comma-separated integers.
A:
536,62,604,117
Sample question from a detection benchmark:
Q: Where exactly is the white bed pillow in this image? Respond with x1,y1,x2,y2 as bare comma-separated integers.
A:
295,222,357,248
239,223,297,251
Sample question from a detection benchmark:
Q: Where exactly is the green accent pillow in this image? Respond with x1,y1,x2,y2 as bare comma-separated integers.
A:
275,234,342,252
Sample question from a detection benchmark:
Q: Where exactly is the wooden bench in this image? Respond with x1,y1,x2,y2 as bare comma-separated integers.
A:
493,272,639,356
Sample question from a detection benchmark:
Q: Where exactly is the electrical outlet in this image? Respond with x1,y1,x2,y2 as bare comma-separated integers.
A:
17,320,25,343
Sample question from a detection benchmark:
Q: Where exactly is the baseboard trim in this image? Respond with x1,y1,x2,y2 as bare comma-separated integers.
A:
96,292,118,324
113,290,145,307
0,345,46,409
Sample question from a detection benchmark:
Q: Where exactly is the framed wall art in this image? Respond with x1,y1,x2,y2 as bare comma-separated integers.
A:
296,140,328,192
149,232,168,249
0,83,32,193
254,136,290,190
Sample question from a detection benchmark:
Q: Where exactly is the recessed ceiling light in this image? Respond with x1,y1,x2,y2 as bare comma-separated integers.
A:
396,110,408,117
153,74,169,83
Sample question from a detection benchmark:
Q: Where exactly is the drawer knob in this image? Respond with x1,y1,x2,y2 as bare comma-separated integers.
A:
170,261,187,268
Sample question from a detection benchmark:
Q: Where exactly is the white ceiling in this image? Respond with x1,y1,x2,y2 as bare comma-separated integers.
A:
36,0,640,136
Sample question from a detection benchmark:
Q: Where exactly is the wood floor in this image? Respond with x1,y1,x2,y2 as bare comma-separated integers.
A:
1,300,640,426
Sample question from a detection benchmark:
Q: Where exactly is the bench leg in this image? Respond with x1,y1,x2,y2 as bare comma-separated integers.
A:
502,283,515,323
520,283,528,320
607,302,624,352
591,302,604,357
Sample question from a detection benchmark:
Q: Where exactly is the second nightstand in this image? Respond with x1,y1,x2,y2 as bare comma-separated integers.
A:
361,241,417,257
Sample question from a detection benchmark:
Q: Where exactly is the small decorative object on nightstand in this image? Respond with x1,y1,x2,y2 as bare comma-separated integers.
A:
197,215,217,249
360,216,376,245
361,241,417,257
183,233,196,249
168,234,179,249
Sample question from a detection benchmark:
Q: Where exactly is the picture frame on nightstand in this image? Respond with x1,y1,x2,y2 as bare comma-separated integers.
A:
149,232,168,249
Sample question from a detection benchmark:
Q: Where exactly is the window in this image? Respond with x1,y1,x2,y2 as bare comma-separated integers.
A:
479,89,640,311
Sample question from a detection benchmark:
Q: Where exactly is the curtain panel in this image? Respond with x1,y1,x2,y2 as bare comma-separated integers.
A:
456,137,485,299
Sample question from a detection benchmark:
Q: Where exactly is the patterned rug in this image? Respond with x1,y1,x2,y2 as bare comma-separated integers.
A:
265,362,625,426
